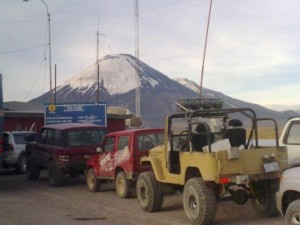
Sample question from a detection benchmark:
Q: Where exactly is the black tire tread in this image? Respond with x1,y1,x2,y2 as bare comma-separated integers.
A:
251,180,279,217
48,160,65,187
116,171,131,198
137,172,163,212
26,156,40,180
284,199,300,225
16,154,27,174
183,178,217,225
86,168,100,192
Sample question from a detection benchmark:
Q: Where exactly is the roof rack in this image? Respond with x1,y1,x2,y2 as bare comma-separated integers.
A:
176,98,223,112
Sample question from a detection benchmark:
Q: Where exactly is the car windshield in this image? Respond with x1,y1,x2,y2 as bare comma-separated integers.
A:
138,133,164,151
66,128,106,147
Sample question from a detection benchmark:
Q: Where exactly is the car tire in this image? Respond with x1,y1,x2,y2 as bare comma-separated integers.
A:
48,160,65,187
136,172,163,212
16,154,27,174
284,199,300,225
183,178,217,225
26,156,40,180
251,183,279,217
86,168,100,192
116,171,131,198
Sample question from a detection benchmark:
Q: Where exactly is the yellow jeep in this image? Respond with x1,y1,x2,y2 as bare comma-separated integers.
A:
136,98,288,225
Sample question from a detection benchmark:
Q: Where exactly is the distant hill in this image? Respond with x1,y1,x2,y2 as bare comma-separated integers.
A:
7,54,299,128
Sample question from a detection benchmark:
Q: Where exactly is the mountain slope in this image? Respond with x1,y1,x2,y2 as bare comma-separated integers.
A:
174,78,299,126
28,54,298,128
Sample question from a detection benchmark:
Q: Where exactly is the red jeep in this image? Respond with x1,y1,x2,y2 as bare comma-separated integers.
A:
85,128,164,198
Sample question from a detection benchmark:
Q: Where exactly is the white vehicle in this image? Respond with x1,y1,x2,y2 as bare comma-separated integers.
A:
279,117,300,164
276,161,300,225
1,131,37,174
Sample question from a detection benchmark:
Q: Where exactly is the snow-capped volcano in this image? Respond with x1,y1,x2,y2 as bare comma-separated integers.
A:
173,78,200,93
29,54,198,127
64,54,139,96
54,54,182,100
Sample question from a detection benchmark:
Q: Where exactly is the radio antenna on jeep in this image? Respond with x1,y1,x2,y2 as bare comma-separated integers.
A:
199,0,213,97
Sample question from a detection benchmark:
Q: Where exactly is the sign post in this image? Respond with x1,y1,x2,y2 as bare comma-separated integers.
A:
44,103,107,127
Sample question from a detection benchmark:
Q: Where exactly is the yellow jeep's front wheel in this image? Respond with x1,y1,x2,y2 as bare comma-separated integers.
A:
183,178,217,225
136,172,163,212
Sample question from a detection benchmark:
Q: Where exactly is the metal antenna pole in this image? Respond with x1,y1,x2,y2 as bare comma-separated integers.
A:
199,0,213,97
95,29,105,104
134,0,140,117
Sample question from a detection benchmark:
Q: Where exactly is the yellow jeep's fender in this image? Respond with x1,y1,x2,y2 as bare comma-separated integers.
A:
140,156,165,181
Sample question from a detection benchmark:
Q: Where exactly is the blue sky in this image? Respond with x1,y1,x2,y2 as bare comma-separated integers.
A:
1,0,299,111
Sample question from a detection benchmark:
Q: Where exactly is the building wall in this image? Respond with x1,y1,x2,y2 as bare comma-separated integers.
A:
4,114,126,133
4,117,44,132
107,118,126,133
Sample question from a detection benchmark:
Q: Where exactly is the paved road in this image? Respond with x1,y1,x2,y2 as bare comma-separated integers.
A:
0,170,284,225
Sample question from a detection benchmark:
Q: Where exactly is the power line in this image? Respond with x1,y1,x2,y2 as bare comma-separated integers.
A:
0,44,46,55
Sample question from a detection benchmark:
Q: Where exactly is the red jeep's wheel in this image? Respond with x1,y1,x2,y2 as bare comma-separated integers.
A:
136,172,163,212
86,168,100,192
116,171,131,198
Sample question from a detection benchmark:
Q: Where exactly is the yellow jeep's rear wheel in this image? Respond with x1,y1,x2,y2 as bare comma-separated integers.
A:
251,179,279,217
86,168,100,192
183,178,217,225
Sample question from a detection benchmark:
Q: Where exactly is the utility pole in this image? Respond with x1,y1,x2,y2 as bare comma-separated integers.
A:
134,0,140,117
0,74,3,155
199,0,213,97
23,0,53,103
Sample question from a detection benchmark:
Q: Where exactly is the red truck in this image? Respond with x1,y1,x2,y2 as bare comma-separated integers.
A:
85,128,164,198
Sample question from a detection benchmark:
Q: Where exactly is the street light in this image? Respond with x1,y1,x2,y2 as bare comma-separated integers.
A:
23,0,53,103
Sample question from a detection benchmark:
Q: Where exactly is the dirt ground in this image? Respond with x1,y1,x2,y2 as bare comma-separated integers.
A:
0,170,284,225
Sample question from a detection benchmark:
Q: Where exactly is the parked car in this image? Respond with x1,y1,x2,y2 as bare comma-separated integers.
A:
0,135,3,171
1,131,37,174
85,128,164,198
279,117,300,164
276,160,300,225
26,123,107,187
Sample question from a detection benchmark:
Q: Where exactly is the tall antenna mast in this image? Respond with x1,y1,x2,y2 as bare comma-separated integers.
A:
96,18,105,104
134,0,140,117
199,0,213,97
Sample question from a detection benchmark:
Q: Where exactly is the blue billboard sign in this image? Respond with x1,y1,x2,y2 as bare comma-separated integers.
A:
44,103,107,127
